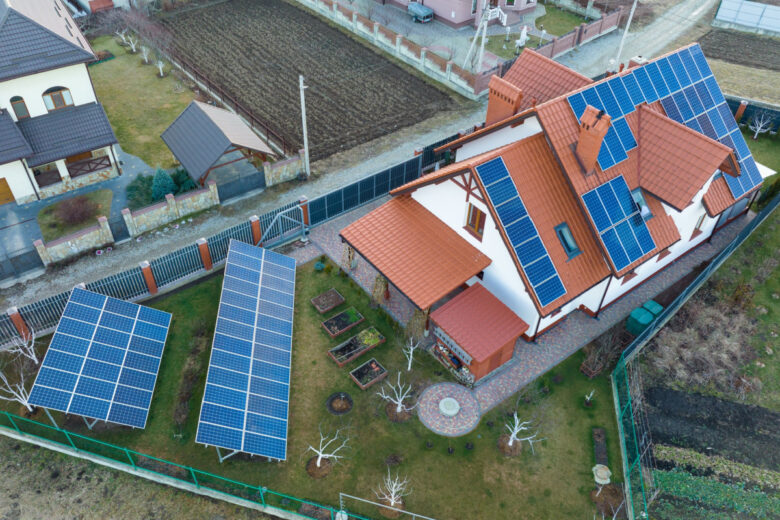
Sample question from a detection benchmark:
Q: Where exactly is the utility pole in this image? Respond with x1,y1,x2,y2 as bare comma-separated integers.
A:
614,0,639,71
299,75,311,178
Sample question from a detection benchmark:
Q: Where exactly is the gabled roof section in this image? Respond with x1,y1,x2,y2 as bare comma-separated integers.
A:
638,105,734,211
17,102,117,167
161,101,274,180
701,175,756,216
0,0,95,81
503,49,592,112
340,196,492,310
0,109,32,165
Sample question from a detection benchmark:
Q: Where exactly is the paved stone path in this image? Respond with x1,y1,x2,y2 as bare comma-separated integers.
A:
417,382,481,437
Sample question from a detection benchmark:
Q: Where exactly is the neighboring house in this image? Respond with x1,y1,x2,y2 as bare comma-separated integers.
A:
378,0,536,28
341,45,772,382
0,0,120,206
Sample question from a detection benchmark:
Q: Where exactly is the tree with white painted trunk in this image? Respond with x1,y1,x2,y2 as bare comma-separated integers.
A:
127,35,139,54
402,338,419,372
6,329,39,365
141,46,151,64
156,60,166,77
374,468,411,509
115,28,129,45
0,357,34,413
307,426,350,468
377,372,416,414
505,412,543,454
749,111,773,140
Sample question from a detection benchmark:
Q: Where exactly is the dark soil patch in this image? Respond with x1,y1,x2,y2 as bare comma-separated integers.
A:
378,498,404,518
591,484,626,519
653,260,709,307
298,503,331,520
174,334,210,426
135,455,190,480
593,428,608,466
311,288,345,314
305,457,332,479
497,433,522,456
699,29,780,72
385,402,412,423
645,386,780,470
328,326,385,366
62,414,121,433
326,392,353,415
321,307,364,338
385,453,403,466
350,358,387,389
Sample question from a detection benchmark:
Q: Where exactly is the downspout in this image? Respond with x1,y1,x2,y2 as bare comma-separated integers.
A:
594,275,613,318
22,160,40,201
109,145,122,176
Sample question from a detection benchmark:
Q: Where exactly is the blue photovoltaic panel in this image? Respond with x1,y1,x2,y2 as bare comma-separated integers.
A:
564,44,762,199
475,157,566,307
196,240,296,460
28,288,171,428
582,176,656,272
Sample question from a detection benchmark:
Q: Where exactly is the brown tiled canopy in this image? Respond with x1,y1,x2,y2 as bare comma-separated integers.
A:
340,196,491,310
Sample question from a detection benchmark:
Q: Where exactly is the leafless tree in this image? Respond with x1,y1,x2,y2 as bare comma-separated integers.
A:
156,60,166,77
402,338,420,372
377,372,416,414
307,426,350,468
6,329,39,365
127,34,139,53
374,468,411,508
585,389,595,406
0,358,34,413
115,28,129,45
141,46,151,64
749,111,773,140
505,412,543,453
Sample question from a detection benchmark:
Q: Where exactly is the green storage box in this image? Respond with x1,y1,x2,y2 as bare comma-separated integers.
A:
626,307,654,336
642,299,663,317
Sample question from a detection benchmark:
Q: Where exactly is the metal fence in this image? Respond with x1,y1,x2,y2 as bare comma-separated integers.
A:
611,192,780,519
0,410,373,520
216,170,267,202
18,291,72,335
207,221,255,264
151,244,205,289
85,267,149,301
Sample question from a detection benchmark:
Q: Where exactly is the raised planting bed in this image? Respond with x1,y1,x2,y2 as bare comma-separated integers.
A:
311,288,345,314
321,307,364,338
328,326,385,367
349,358,388,390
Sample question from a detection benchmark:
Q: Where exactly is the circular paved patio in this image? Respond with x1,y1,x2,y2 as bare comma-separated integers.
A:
417,383,481,437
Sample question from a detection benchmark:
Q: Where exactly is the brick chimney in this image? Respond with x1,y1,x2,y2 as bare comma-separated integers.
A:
485,75,523,126
628,56,647,69
576,106,611,173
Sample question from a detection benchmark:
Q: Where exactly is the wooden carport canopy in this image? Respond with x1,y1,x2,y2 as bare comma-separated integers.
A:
161,101,275,185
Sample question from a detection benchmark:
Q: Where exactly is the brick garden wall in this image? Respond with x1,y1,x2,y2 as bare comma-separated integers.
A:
122,181,220,237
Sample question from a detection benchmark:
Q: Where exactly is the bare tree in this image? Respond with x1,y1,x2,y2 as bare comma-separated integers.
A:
115,28,129,45
0,358,34,413
127,34,139,54
141,46,151,64
156,60,165,77
585,389,595,406
374,468,411,508
402,338,420,372
749,111,773,140
307,426,350,468
6,329,39,365
505,412,543,453
377,372,416,414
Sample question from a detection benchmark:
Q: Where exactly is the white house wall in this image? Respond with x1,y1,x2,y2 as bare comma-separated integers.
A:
0,64,97,121
455,117,543,161
535,277,609,333
0,161,36,204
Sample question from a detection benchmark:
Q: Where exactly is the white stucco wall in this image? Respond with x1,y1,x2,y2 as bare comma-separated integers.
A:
0,161,36,203
0,64,96,121
455,117,543,161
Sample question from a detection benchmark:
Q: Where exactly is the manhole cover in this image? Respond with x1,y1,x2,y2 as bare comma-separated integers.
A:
439,397,461,417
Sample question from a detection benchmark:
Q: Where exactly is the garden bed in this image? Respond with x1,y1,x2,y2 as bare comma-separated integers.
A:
328,327,385,367
349,358,388,390
37,189,113,242
310,288,345,314
321,307,364,339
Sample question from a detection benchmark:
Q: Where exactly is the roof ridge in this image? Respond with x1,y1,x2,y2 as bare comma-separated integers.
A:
639,103,732,155
523,48,593,84
2,1,95,61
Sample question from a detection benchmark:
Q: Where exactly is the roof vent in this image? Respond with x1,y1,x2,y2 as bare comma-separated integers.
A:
628,56,647,69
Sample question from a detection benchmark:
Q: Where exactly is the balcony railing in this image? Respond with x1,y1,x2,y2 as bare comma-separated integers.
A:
67,155,112,178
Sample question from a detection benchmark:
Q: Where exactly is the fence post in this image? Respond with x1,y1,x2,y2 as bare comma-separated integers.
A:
395,35,402,56
6,306,30,340
299,197,310,226
63,430,78,451
250,215,262,245
4,411,21,434
121,208,137,237
419,47,427,71
124,448,137,470
139,261,158,295
446,60,453,81
208,180,220,204
33,239,52,266
190,468,200,488
735,100,748,122
165,194,179,219
197,238,212,271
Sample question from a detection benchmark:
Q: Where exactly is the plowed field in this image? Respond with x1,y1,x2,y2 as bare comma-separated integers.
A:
163,0,455,160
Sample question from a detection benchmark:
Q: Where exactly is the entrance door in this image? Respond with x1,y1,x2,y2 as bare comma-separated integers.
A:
0,178,14,205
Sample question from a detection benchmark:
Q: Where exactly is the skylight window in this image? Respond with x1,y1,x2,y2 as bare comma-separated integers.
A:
631,189,653,221
555,223,581,259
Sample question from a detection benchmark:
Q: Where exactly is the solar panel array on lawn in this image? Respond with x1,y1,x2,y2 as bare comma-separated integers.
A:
475,157,566,307
566,44,762,198
28,288,171,428
582,175,656,271
196,240,296,460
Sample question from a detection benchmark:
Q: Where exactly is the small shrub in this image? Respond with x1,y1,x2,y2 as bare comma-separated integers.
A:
730,282,754,310
319,254,327,263
323,263,333,274
152,168,177,201
56,196,97,225
126,174,154,210
171,168,197,194
314,261,325,272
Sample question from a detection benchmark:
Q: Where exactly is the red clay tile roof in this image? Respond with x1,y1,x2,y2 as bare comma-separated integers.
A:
339,196,491,310
503,49,592,112
432,109,536,155
700,176,759,217
430,283,528,363
638,105,733,211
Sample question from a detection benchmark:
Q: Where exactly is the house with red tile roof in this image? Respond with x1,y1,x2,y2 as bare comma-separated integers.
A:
340,46,773,382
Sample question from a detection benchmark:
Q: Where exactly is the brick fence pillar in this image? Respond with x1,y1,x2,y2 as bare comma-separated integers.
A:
250,215,262,245
197,238,212,271
121,208,137,237
207,179,220,204
395,35,402,56
97,216,113,244
140,260,158,295
165,193,179,219
735,100,748,123
446,60,453,81
299,197,310,226
373,22,379,42
7,306,30,340
33,239,52,266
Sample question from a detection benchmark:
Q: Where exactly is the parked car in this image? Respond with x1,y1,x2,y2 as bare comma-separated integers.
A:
407,2,434,23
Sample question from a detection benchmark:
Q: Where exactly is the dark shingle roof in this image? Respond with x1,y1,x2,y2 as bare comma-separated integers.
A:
0,1,95,81
0,109,32,165
16,102,117,167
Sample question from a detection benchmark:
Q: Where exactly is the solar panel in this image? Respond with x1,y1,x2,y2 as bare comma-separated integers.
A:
582,176,656,272
196,240,296,460
475,157,566,307
28,288,171,428
565,44,762,200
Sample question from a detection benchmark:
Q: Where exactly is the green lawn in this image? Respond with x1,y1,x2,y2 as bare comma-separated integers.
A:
4,258,621,519
36,189,113,242
535,5,586,37
89,36,194,169
480,34,545,60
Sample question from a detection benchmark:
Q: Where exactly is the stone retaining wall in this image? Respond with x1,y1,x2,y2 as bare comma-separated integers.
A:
121,181,220,237
33,216,114,266
264,150,305,186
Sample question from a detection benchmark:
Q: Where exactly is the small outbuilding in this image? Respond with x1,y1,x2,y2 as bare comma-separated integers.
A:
162,101,274,185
